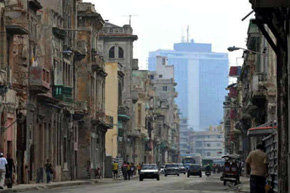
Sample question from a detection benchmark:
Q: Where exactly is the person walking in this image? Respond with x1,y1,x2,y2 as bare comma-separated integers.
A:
6,154,15,188
44,159,53,183
122,162,128,180
246,144,268,193
112,161,118,179
137,163,142,175
130,163,135,176
127,162,131,180
0,153,7,189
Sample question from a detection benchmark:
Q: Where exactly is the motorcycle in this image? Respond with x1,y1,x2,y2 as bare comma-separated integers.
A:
205,171,211,177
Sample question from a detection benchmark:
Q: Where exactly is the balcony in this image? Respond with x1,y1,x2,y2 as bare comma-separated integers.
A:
92,62,107,77
6,25,28,35
29,66,50,93
52,85,73,103
28,0,42,10
73,101,88,120
4,1,30,35
92,111,113,129
118,106,130,121
249,0,289,8
127,129,140,138
252,72,267,97
52,27,66,40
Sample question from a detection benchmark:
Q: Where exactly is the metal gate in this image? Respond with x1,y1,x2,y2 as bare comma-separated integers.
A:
263,132,278,193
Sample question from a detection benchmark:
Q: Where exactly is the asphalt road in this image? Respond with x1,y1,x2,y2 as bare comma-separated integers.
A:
23,173,238,193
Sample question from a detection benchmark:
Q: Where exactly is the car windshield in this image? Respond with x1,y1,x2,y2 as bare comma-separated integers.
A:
190,165,200,169
165,164,178,168
178,163,184,167
142,165,158,169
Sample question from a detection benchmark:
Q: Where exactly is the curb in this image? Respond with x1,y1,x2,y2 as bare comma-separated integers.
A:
0,179,99,193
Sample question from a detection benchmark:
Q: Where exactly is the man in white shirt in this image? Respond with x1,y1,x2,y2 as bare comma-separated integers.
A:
0,152,7,189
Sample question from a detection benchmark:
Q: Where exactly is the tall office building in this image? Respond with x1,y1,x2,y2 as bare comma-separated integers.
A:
148,40,229,131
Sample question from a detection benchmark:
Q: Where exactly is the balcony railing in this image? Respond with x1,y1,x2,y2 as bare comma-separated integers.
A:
52,85,73,103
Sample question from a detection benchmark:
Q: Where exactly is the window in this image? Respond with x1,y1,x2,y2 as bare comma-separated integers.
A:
196,141,202,147
138,104,142,126
109,47,115,58
207,143,211,147
159,74,163,78
207,152,211,156
162,86,167,91
118,47,124,58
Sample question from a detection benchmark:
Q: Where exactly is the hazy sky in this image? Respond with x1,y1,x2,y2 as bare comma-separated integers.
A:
85,0,253,70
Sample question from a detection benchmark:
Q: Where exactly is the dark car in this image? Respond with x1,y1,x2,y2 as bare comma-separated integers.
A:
177,163,187,174
164,163,180,176
187,164,202,178
139,164,160,181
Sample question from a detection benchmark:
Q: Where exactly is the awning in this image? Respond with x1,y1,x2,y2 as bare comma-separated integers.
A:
247,122,277,137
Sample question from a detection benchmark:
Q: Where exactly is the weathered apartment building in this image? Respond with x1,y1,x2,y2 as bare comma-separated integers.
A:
0,0,181,184
0,0,114,183
149,56,180,164
224,17,279,192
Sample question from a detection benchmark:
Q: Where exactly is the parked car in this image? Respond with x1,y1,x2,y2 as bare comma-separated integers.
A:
187,164,202,178
139,164,160,181
178,163,187,174
164,163,180,176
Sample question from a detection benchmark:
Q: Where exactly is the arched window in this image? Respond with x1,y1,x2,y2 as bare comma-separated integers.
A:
109,47,115,58
118,47,124,58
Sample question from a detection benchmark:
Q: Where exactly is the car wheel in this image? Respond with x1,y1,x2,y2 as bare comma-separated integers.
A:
200,173,202,178
187,173,190,178
223,180,226,186
165,174,167,177
177,174,179,176
139,177,143,181
157,176,160,181
184,172,186,174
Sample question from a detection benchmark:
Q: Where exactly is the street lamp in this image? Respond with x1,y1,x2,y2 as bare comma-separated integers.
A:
227,46,267,55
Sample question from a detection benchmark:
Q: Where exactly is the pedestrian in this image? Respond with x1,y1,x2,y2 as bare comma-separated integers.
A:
127,162,131,180
6,154,15,188
130,163,135,176
137,163,142,175
112,161,118,179
0,153,7,189
44,159,53,183
122,162,128,180
246,144,268,193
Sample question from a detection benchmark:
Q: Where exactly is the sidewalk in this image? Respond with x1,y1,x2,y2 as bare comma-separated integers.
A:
0,175,139,193
237,176,250,193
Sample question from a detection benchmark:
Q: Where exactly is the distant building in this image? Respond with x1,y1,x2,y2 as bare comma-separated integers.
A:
189,126,225,160
179,118,191,155
150,56,179,163
149,40,229,131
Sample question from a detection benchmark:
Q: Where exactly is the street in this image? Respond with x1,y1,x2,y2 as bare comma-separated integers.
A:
19,173,242,193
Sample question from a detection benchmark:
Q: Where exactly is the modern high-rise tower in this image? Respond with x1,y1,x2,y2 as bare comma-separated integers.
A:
148,40,229,131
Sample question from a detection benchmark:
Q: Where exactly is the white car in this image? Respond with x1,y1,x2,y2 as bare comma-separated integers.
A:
139,164,160,181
